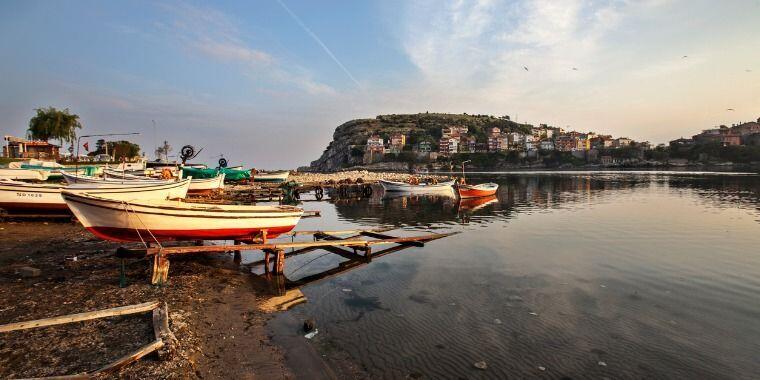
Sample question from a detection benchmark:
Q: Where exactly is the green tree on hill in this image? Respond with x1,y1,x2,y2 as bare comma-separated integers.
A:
28,107,82,146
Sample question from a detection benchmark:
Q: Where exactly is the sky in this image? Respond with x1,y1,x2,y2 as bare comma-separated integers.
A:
0,0,758,168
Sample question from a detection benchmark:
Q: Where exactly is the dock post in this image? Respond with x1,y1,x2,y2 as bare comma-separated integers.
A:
274,249,285,275
233,240,241,265
365,246,372,262
263,250,271,273
151,252,170,286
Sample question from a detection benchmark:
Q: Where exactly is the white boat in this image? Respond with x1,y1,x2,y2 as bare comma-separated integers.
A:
379,179,455,192
61,192,303,242
0,168,50,181
107,161,146,171
0,179,191,214
102,167,153,180
62,172,173,185
7,159,63,169
253,171,290,183
188,174,225,194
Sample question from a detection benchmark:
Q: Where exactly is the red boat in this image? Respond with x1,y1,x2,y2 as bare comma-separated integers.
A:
456,183,499,198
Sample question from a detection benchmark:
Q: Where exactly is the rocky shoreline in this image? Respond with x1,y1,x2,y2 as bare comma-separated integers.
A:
291,170,450,184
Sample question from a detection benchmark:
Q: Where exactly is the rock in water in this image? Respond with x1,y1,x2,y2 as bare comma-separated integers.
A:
303,318,316,332
474,361,487,370
18,266,41,278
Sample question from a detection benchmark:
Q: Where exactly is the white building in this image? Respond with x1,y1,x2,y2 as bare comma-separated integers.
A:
540,140,555,150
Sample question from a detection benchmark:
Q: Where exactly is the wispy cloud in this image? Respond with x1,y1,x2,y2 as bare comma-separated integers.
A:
276,0,362,90
157,1,334,95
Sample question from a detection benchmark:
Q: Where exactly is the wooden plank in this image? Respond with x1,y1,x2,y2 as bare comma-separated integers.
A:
0,301,159,333
21,374,89,380
93,339,164,374
314,232,369,252
319,245,365,261
283,227,394,237
360,231,425,247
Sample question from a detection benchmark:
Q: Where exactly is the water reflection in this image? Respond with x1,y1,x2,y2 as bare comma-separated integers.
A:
282,172,760,379
332,173,760,226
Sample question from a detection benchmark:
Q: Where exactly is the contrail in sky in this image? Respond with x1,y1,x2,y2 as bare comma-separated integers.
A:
276,0,362,89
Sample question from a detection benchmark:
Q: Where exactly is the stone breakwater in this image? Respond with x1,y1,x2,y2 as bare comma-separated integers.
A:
291,170,449,184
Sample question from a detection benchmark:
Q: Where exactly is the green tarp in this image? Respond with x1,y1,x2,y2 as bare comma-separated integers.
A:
181,167,250,181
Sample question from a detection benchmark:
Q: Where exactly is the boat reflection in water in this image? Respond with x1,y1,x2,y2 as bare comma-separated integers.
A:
241,172,760,379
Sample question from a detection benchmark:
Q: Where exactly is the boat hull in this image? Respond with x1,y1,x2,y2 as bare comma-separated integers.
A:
456,183,499,198
0,181,67,213
62,172,173,185
0,168,50,181
188,174,225,194
0,179,191,214
62,192,303,242
253,171,289,183
379,180,455,192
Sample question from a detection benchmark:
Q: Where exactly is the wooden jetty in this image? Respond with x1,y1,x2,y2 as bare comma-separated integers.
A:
116,229,456,285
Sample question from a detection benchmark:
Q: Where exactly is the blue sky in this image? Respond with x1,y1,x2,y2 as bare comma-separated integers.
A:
1,0,758,168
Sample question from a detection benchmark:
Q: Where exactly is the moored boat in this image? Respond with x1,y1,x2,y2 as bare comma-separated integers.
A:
102,167,152,179
188,174,226,194
61,192,303,242
0,179,191,214
379,179,455,192
0,168,50,181
62,171,173,185
253,170,289,183
456,183,499,198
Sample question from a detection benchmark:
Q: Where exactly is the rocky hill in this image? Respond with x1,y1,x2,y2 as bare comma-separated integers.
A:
309,113,531,171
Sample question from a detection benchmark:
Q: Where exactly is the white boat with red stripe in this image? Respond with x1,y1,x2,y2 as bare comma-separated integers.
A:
0,179,190,214
62,171,173,185
61,192,303,242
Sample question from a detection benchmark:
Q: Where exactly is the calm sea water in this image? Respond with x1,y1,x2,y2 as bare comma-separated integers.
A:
257,172,760,379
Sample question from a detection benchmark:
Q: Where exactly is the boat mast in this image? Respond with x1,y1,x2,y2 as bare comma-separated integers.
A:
461,160,471,184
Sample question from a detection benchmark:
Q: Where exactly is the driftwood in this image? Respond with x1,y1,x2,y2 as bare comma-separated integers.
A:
152,303,177,359
0,301,159,333
2,301,176,379
93,339,164,375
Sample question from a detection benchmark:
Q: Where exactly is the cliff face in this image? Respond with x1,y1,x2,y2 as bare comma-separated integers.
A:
309,113,531,171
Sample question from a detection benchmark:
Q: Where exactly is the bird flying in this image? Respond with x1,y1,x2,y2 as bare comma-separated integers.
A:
523,66,529,71
572,67,578,71
726,108,735,111
682,55,688,58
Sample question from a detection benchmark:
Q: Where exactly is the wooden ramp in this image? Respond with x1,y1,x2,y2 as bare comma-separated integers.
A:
116,229,456,285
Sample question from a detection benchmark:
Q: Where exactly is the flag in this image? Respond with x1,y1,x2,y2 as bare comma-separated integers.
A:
83,142,89,151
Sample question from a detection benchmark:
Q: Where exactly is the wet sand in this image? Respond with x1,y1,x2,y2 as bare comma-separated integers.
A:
0,221,354,379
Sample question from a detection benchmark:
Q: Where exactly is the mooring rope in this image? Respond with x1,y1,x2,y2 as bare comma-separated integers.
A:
121,201,163,250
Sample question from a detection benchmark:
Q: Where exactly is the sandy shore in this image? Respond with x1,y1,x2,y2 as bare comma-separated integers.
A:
0,221,361,379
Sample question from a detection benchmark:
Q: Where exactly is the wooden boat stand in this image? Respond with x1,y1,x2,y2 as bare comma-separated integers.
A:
116,229,456,285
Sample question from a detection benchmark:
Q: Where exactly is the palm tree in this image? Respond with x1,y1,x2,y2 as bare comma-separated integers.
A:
28,107,83,147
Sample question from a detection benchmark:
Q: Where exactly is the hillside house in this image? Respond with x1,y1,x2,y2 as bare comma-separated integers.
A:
555,136,576,152
539,140,555,150
439,137,459,155
414,141,432,153
366,135,384,154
